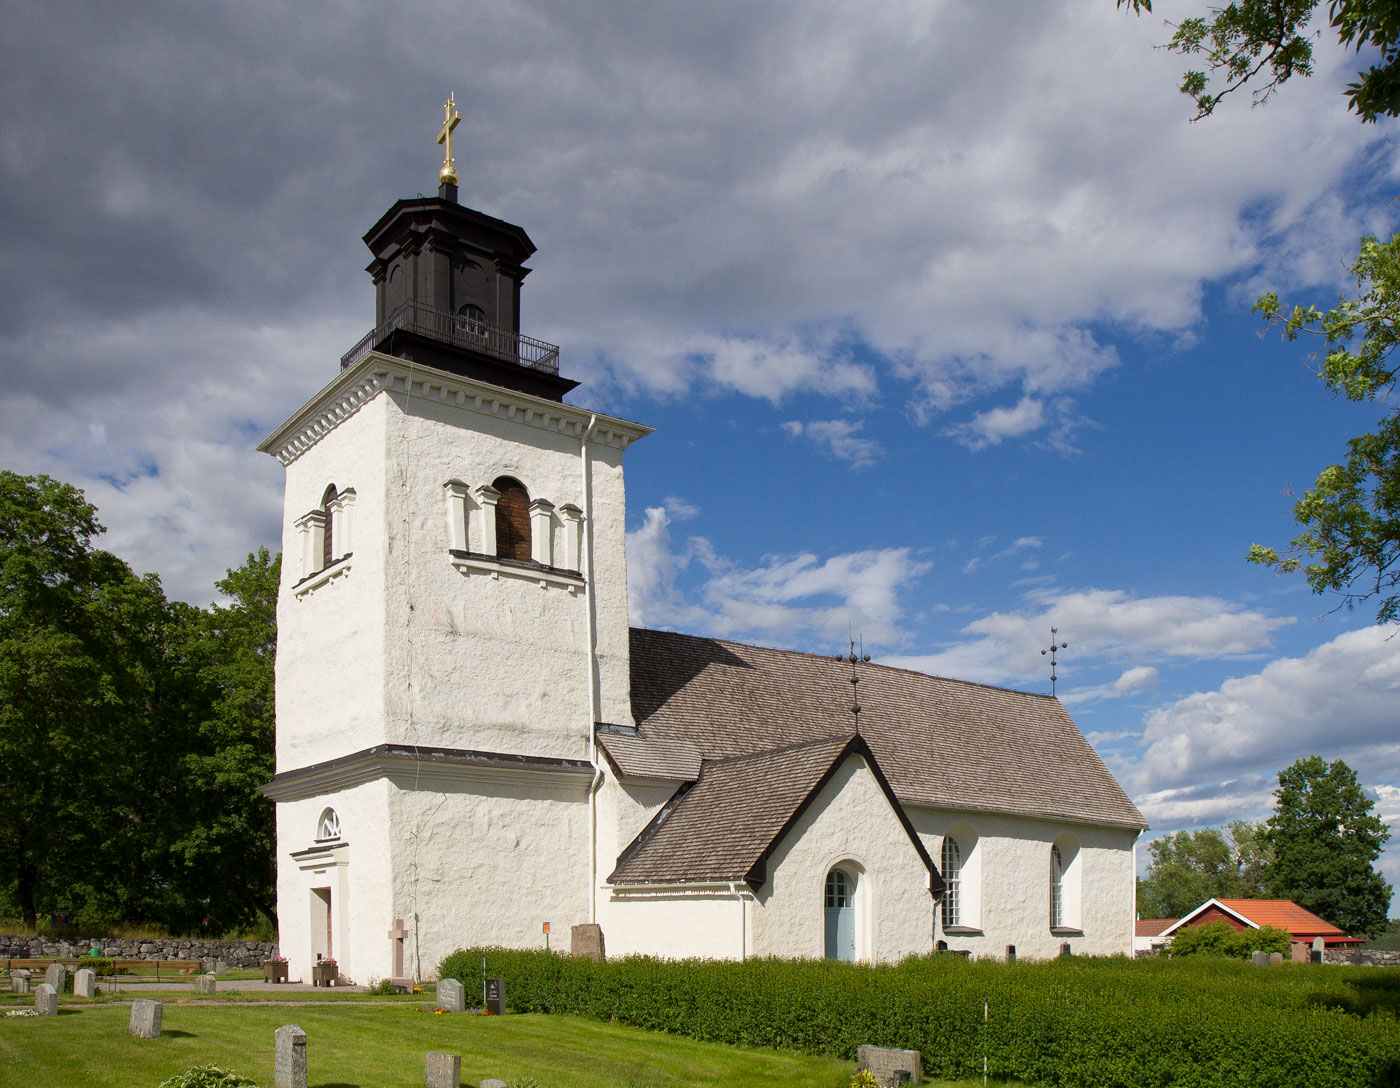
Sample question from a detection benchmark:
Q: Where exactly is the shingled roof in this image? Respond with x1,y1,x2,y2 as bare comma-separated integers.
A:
609,733,939,888
626,628,1146,831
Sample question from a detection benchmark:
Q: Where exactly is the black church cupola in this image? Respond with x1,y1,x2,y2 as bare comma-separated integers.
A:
340,95,578,402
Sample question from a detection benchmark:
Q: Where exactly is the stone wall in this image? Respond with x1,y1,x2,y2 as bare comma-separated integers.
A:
1322,948,1400,967
0,935,277,968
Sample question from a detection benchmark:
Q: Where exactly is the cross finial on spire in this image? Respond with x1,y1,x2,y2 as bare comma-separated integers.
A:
438,93,462,186
834,632,871,733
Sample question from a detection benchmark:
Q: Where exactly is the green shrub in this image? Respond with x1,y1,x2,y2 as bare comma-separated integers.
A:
438,946,1400,1088
157,1066,259,1088
1169,920,1292,958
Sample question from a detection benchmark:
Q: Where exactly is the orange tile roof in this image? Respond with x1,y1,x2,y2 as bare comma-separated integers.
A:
1213,899,1354,939
1136,918,1177,937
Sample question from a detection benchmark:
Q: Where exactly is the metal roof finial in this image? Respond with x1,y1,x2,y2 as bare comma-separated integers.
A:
1041,626,1068,696
833,629,871,733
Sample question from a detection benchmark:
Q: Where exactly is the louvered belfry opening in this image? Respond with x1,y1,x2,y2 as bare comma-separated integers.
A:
493,476,531,561
321,484,338,569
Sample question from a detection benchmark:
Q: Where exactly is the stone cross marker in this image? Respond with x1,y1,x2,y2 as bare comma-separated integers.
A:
33,983,58,1017
130,999,163,1038
74,968,96,998
485,977,506,1016
275,1024,308,1088
437,977,465,1013
44,963,67,993
388,916,409,983
424,1051,462,1088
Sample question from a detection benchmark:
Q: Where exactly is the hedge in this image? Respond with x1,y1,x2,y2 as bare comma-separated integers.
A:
439,948,1400,1088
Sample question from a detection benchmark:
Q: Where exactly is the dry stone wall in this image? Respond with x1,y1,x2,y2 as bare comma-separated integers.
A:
0,935,276,968
1322,948,1400,967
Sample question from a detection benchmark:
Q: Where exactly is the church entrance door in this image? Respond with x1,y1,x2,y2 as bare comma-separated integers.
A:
824,868,856,961
311,887,333,964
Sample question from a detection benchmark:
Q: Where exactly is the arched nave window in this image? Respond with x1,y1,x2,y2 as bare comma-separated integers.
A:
1049,843,1065,930
321,484,338,569
941,837,962,929
316,808,341,842
493,476,531,561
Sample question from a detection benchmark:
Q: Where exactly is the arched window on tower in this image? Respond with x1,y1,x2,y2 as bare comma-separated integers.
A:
321,484,338,569
457,303,486,338
941,836,962,930
493,476,531,561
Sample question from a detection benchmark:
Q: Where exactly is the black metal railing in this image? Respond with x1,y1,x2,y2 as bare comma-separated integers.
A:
340,301,560,375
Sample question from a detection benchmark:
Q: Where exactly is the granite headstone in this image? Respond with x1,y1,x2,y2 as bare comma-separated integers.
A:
424,1051,462,1088
44,963,67,993
275,1024,308,1088
33,983,57,1016
130,999,163,1038
436,977,465,1013
73,968,96,997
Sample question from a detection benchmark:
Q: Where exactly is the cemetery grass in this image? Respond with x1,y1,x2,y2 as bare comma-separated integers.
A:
0,1005,918,1088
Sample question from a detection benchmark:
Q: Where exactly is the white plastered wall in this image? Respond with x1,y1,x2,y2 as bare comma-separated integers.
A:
750,755,933,963
386,771,592,979
274,780,392,985
908,807,1137,959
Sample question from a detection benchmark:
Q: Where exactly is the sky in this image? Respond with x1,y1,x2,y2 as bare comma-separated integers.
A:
3,1,1398,897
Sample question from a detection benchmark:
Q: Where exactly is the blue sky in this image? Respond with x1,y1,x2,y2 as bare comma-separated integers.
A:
1,1,1397,897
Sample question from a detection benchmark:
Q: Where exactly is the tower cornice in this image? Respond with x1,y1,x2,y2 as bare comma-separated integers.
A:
257,351,652,467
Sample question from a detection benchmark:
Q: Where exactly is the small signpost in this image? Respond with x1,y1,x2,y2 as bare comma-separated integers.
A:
543,921,550,951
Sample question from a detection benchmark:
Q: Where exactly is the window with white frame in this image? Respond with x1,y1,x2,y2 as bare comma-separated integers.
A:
1049,843,1065,929
316,808,342,842
941,836,962,929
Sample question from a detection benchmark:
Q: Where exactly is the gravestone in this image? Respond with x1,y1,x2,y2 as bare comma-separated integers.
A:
33,983,58,1017
485,977,506,1016
73,968,96,998
1311,936,1325,965
130,999,163,1038
437,977,465,1013
11,970,30,994
275,1024,308,1088
195,974,218,995
857,1044,922,1086
570,922,605,960
480,1080,508,1088
1251,950,1268,966
214,958,229,975
44,962,67,993
1058,942,1072,957
1269,952,1283,966
1005,945,1016,962
388,917,411,989
424,1051,462,1088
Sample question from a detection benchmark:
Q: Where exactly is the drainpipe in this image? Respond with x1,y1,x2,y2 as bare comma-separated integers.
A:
581,414,601,924
728,882,747,960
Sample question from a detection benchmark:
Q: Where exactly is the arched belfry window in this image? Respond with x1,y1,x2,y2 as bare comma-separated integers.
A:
941,837,962,929
321,484,338,569
1049,843,1065,929
457,303,486,337
316,808,341,842
493,476,531,561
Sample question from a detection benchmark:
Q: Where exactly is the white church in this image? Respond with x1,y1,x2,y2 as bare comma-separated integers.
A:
260,107,1147,984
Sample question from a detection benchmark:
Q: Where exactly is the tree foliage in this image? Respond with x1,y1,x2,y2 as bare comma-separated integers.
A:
1249,235,1400,622
1119,0,1400,121
0,471,278,933
1167,918,1293,957
1137,821,1271,917
1263,755,1392,937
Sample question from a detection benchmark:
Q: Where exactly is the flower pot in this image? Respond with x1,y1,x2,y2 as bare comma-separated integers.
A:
263,961,288,984
312,962,339,987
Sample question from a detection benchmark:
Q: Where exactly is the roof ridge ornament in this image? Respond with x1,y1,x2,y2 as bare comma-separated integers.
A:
1041,627,1068,696
437,93,461,186
834,632,871,734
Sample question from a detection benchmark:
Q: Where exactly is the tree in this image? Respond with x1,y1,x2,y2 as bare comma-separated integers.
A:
1137,820,1271,917
1118,0,1400,121
0,471,166,928
1247,237,1400,622
1168,918,1293,957
1263,755,1392,938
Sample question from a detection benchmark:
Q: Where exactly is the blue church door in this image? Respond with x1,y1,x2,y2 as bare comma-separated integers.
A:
824,868,856,961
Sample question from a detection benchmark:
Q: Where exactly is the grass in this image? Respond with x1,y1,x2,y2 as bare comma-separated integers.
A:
0,1005,871,1088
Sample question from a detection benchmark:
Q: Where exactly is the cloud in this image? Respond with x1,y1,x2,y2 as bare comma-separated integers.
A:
780,418,882,467
1132,626,1400,794
626,504,930,647
1062,665,1160,706
943,397,1046,450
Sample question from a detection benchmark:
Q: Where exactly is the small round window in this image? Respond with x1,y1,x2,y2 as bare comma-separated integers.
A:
316,808,341,842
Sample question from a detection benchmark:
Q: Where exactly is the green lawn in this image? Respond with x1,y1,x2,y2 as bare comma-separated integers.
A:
0,1005,866,1088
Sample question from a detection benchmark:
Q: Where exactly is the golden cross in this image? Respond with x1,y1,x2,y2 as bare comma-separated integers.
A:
437,93,461,185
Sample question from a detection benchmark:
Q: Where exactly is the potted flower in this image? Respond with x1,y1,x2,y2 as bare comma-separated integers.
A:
263,955,288,984
311,958,339,987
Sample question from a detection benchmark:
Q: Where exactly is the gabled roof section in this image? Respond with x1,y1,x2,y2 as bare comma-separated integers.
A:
608,733,938,890
1135,918,1177,938
628,628,1147,830
1161,898,1363,942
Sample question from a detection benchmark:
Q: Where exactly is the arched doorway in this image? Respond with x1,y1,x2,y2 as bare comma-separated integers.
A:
824,867,858,961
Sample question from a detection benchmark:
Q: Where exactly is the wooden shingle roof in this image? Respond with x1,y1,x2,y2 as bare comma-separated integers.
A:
627,628,1146,831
